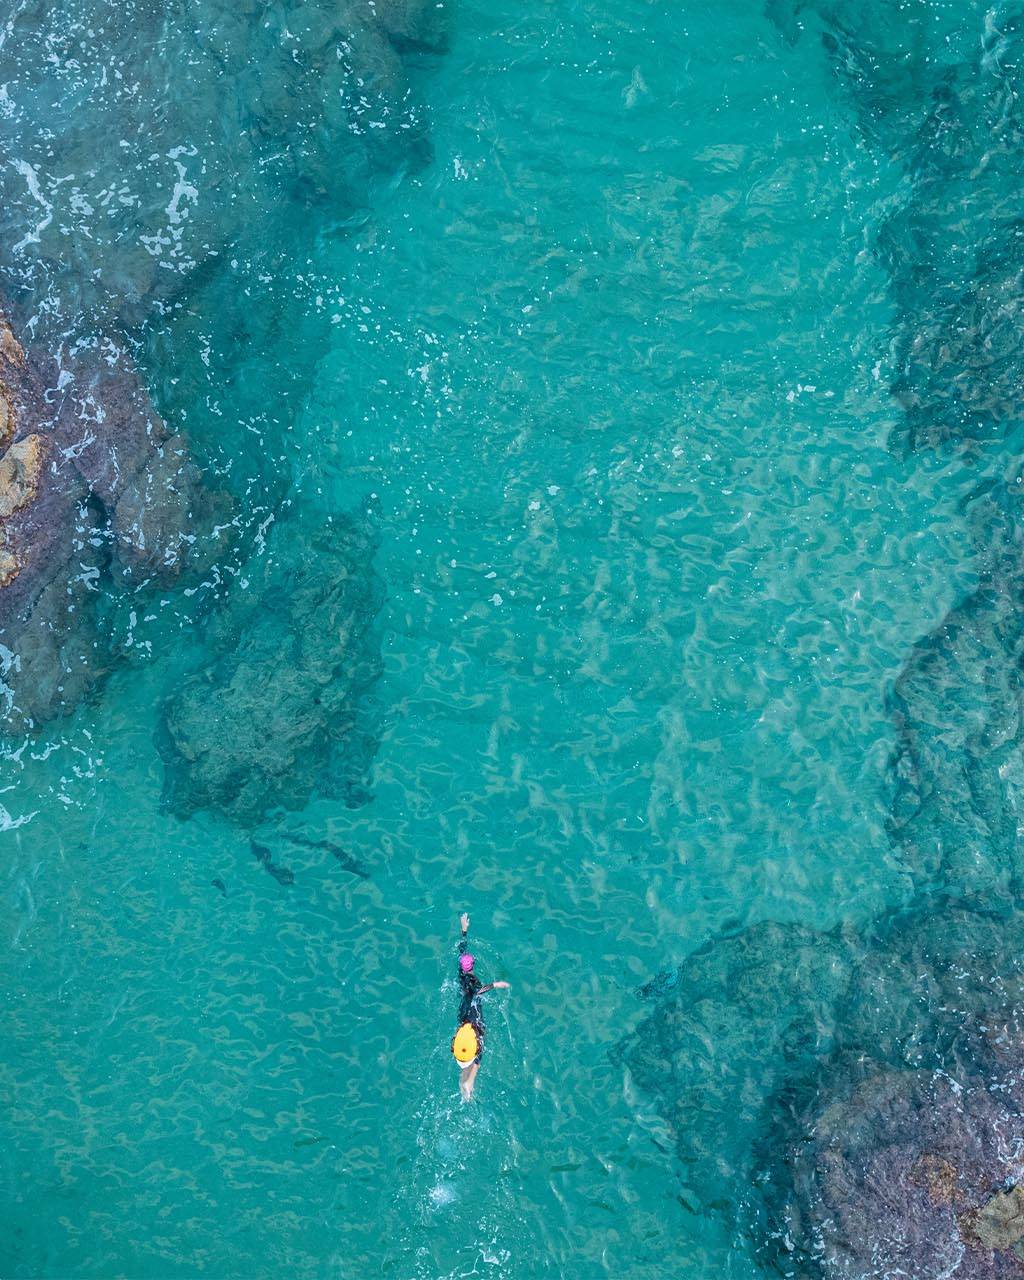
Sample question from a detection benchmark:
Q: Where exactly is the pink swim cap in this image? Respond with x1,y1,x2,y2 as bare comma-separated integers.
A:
459,953,475,973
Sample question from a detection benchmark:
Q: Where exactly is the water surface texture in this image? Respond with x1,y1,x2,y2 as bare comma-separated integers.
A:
2,1,1023,1277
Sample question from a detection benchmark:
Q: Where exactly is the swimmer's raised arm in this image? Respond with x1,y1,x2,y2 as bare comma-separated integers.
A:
460,912,469,935
477,981,511,995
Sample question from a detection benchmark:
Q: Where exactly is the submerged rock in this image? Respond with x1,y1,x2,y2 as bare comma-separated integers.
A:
781,1059,1024,1279
769,4,1024,454
620,902,1024,1277
879,72,1024,456
0,308,228,730
67,343,231,584
888,479,1024,896
0,0,448,329
616,921,853,1193
160,518,381,822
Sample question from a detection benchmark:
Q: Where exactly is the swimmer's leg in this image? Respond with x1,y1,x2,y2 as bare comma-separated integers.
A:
459,1061,480,1102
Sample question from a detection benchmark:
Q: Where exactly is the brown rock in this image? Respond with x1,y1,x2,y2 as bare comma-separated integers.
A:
966,1186,1024,1252
912,1153,960,1206
0,386,13,451
0,547,19,587
0,312,26,454
0,315,24,368
0,306,229,730
0,434,47,519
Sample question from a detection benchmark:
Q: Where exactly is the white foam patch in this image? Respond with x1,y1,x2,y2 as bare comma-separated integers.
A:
11,159,53,252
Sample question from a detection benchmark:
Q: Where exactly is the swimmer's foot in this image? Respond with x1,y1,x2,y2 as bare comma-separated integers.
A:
459,1061,479,1102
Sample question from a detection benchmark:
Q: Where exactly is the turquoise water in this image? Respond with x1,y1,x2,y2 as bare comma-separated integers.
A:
3,1,1024,1276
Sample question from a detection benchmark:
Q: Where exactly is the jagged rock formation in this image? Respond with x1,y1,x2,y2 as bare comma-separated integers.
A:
0,309,227,730
160,517,382,822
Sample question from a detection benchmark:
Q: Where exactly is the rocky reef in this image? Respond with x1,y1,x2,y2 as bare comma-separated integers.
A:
778,1054,1024,1279
888,476,1024,897
613,17,1024,1277
0,307,227,730
770,2,1024,455
0,0,449,329
159,517,382,822
765,901,1024,1279
619,902,1024,1279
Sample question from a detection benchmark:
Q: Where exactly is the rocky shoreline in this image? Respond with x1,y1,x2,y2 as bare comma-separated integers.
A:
0,0,445,810
0,307,227,730
0,301,384,823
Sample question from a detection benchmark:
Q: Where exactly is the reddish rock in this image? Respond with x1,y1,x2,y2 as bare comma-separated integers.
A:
0,308,228,730
782,1062,1024,1279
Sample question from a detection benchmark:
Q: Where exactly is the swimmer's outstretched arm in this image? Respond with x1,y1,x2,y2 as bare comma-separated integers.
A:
458,914,510,990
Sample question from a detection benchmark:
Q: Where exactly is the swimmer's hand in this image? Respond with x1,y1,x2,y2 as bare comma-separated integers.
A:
493,981,511,990
460,912,469,934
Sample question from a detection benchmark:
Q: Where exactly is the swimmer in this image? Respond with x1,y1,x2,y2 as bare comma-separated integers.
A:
452,911,511,1101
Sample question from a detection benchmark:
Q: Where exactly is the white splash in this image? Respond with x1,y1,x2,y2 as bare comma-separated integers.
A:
11,159,53,253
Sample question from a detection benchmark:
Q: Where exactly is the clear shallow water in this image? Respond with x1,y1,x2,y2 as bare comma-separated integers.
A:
2,1,1023,1277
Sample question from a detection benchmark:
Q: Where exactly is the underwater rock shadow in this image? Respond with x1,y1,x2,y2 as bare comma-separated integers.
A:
158,511,384,826
887,475,1024,897
243,828,372,888
770,2,1024,457
762,8,1024,900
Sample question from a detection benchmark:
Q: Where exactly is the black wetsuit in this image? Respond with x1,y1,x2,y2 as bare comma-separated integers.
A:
457,936,487,1059
459,969,483,1024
